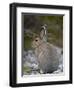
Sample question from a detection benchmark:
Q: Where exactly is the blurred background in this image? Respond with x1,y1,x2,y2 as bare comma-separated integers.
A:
22,14,63,50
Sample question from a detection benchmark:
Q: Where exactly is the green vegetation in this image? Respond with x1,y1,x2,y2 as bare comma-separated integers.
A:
24,36,32,50
23,66,31,73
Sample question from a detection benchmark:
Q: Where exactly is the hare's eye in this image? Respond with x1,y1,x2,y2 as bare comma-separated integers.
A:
35,40,38,42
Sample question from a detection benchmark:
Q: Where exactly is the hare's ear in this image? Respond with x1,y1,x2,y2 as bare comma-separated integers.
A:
40,30,46,40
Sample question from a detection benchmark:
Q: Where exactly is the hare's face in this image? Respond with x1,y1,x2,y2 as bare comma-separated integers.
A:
32,29,47,49
32,37,41,48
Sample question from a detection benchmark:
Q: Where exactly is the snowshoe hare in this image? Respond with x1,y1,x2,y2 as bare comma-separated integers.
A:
32,29,59,74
